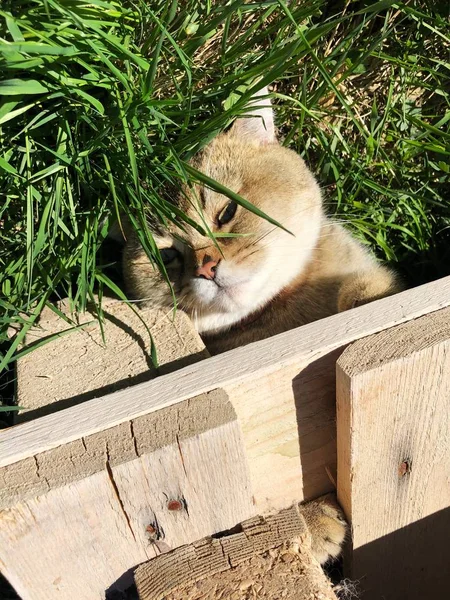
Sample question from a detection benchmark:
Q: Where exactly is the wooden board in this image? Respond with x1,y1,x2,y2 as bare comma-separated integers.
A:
0,391,254,600
1,276,450,515
336,306,450,599
227,349,341,512
135,505,337,600
16,300,208,421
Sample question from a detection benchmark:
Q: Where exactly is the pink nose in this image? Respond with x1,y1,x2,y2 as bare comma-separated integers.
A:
195,260,218,280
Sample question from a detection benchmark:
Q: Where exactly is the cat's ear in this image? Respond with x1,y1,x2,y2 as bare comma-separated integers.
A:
228,86,276,144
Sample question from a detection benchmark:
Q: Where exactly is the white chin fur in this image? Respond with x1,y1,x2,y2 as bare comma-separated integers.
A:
186,215,322,335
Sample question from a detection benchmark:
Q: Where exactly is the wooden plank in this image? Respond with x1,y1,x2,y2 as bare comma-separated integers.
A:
2,277,449,469
135,505,337,600
16,300,208,421
0,391,254,600
227,349,341,512
336,306,450,599
1,276,450,514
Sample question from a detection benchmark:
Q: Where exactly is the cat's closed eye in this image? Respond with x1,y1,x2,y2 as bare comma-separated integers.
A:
159,247,181,265
217,200,238,226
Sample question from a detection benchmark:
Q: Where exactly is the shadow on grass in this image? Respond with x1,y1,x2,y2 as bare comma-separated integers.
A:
393,230,450,289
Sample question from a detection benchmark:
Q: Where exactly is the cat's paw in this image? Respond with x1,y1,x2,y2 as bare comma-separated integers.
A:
337,269,402,313
298,494,347,565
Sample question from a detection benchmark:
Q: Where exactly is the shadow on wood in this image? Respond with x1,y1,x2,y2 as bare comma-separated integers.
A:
105,567,137,600
351,507,450,599
337,307,450,600
292,349,344,500
18,349,208,422
15,301,209,423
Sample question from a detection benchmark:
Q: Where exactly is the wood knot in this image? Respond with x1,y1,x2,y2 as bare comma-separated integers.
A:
167,499,183,511
145,521,163,540
398,460,411,478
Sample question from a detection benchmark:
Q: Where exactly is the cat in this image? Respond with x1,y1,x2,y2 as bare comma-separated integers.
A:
298,493,347,566
123,86,401,568
123,86,402,355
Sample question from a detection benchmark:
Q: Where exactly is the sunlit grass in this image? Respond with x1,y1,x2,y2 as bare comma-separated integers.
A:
0,0,449,384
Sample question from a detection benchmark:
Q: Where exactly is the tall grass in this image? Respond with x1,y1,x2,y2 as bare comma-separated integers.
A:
0,0,449,386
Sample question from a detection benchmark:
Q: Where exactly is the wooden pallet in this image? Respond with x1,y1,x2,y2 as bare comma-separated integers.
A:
1,276,449,599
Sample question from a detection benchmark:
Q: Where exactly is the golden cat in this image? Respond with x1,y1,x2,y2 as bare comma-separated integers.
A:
123,86,398,567
123,86,401,355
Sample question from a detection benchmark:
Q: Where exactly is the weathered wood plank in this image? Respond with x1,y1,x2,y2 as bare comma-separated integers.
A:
226,349,340,512
135,505,337,600
0,391,254,600
3,278,450,599
1,277,449,516
336,306,450,599
16,300,208,421
1,276,448,462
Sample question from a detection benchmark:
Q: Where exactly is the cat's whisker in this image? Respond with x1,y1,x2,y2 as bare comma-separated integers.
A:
246,209,327,245
241,247,265,260
240,224,280,251
327,219,366,225
239,210,361,254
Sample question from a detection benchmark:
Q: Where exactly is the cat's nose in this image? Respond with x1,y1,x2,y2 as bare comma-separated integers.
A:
195,260,218,280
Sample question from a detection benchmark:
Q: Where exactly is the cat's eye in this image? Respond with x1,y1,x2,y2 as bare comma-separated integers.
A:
217,201,238,226
159,247,180,265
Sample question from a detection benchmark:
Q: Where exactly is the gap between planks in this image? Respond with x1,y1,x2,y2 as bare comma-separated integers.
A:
1,275,450,469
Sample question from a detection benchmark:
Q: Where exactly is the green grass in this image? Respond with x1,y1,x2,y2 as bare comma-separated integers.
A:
0,0,449,389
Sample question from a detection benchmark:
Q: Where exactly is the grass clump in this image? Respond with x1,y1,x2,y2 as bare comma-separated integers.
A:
0,0,449,385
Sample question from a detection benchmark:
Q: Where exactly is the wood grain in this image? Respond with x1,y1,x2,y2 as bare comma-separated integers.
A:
3,278,450,599
337,306,450,599
0,392,254,600
135,505,337,600
16,299,208,421
2,276,449,515
2,276,449,466
225,350,340,512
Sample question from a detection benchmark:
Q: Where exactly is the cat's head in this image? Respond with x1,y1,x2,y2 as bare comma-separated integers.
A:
125,87,323,334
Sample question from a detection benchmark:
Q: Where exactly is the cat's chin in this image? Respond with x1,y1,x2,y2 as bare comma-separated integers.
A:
182,277,263,335
190,306,260,335
188,278,250,313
